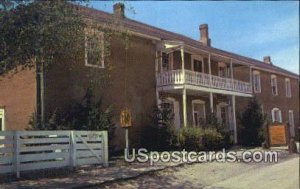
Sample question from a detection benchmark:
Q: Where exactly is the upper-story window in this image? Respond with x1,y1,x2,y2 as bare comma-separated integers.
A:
161,52,173,72
85,29,105,68
271,75,278,96
253,71,261,93
218,62,228,77
191,55,204,72
285,78,291,98
271,108,282,123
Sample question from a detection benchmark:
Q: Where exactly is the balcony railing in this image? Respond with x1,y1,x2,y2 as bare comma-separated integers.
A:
157,70,252,94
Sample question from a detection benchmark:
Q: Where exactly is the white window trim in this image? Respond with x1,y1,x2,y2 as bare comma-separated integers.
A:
0,108,5,131
271,107,282,123
253,70,261,93
192,99,206,127
191,55,204,72
285,78,292,98
84,29,105,68
271,75,278,96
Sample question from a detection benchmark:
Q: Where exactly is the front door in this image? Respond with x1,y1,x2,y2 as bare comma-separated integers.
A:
217,102,229,128
192,100,206,127
165,98,180,130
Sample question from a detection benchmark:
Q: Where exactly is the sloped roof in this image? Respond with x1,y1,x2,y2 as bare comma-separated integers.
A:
79,5,299,78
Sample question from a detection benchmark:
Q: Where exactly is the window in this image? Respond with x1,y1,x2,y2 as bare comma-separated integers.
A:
285,78,291,98
288,110,295,137
191,56,204,72
0,108,4,131
253,71,261,93
271,75,278,95
271,108,282,123
85,29,105,68
218,62,228,77
192,100,206,127
161,52,173,72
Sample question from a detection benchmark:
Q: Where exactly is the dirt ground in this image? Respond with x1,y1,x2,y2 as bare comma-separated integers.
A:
96,155,299,189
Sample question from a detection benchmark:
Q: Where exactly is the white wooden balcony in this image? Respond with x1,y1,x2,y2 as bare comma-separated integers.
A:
157,70,252,94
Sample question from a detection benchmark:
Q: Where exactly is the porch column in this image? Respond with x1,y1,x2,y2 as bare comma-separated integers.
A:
183,88,187,127
249,66,253,90
155,51,161,106
209,92,214,113
232,95,237,144
230,59,234,90
181,46,185,82
208,53,212,87
181,46,187,127
208,53,213,113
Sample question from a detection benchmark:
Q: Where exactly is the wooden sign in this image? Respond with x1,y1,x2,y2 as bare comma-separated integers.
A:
269,124,287,146
120,108,132,128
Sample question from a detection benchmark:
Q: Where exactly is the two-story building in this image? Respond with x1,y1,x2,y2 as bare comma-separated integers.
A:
0,3,298,149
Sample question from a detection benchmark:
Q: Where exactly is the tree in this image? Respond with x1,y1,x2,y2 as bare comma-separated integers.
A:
0,0,87,126
0,1,86,74
238,97,267,147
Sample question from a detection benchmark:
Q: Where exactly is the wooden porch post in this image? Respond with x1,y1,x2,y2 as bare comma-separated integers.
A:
249,66,253,91
208,53,212,87
155,51,161,107
209,92,214,113
208,54,214,113
181,46,187,127
230,59,234,90
232,95,237,144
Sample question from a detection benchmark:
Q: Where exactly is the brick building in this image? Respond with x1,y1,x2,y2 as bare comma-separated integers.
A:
0,3,299,149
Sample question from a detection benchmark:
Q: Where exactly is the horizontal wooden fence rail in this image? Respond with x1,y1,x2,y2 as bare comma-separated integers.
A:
0,130,108,178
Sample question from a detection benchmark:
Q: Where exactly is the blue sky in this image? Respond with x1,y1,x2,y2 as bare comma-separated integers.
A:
89,1,299,74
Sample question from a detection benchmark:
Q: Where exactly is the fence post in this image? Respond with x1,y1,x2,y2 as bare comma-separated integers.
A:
102,131,108,167
13,131,20,178
70,131,76,167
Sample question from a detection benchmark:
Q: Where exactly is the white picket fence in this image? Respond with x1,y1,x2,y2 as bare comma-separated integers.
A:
0,130,108,178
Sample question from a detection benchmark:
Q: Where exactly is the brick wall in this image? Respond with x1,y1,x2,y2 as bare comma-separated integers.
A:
235,67,299,140
43,34,157,150
0,69,36,130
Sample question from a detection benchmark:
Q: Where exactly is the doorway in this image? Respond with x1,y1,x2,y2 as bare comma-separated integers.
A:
192,100,206,127
216,102,231,129
165,98,180,130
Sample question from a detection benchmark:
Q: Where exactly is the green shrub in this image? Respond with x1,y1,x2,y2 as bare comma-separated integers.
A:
178,127,204,151
178,127,226,151
141,104,178,151
238,98,267,147
202,127,224,151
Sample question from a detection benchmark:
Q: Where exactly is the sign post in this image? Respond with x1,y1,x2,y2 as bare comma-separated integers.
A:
120,108,132,155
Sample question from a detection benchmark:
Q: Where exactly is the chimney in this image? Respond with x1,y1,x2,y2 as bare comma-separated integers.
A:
263,56,272,64
199,24,211,46
113,3,125,18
